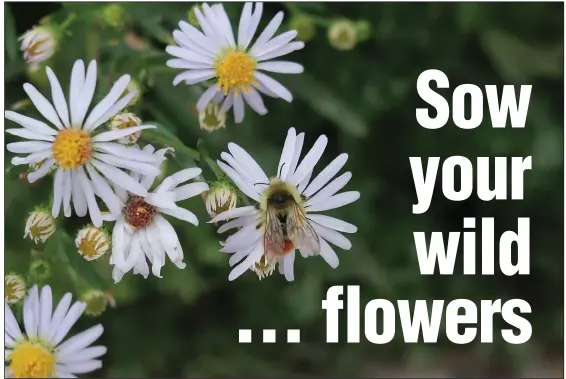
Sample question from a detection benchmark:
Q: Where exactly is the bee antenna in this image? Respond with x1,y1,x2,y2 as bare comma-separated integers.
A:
254,182,269,187
278,162,286,178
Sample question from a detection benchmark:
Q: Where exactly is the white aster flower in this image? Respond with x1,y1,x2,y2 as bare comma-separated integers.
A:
166,2,304,123
5,285,106,378
210,127,360,281
105,145,209,283
5,59,161,227
20,25,58,63
5,275,26,304
75,226,110,261
24,209,56,244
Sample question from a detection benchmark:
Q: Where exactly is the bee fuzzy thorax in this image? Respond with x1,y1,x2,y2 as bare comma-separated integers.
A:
260,179,304,211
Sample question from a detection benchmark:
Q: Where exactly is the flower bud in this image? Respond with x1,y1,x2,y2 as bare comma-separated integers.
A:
187,4,203,27
125,79,142,105
327,19,358,51
199,103,227,132
5,274,26,304
289,15,316,42
109,112,142,145
100,4,128,29
29,259,51,282
355,20,371,42
19,25,58,63
81,289,108,317
24,209,56,244
205,181,238,218
75,226,110,261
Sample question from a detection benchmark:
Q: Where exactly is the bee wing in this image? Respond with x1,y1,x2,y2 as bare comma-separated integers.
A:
263,206,285,255
286,202,320,256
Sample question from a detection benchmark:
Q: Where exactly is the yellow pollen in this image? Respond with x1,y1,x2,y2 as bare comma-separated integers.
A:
52,129,92,169
215,51,257,95
7,341,56,378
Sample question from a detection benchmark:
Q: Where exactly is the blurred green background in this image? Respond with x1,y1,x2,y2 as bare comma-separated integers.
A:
4,2,564,378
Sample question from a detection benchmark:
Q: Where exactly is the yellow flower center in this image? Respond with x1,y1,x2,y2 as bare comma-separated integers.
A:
52,129,92,169
7,341,56,378
215,51,257,95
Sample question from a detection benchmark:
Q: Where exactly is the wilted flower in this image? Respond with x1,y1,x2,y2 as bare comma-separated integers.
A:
328,19,358,51
206,181,238,218
290,15,316,42
199,103,227,132
81,289,108,317
5,274,26,304
24,209,56,244
20,25,58,63
75,226,110,261
109,112,143,145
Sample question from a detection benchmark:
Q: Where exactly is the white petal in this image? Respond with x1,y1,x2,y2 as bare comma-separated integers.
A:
38,285,53,339
155,168,202,192
5,110,58,135
257,61,304,74
51,302,86,345
75,60,98,128
173,69,216,86
217,214,258,234
6,128,55,142
89,91,137,131
85,164,123,216
178,20,218,55
173,182,209,201
282,252,295,281
229,246,253,267
159,206,199,226
212,3,236,47
93,153,160,176
77,167,103,227
27,157,55,183
307,214,357,233
307,172,352,204
58,360,102,374
91,160,148,197
45,67,71,128
297,169,312,193
5,304,22,340
242,2,263,50
312,223,352,250
228,245,263,281
284,132,305,181
57,346,106,363
256,41,304,62
319,237,339,268
11,149,52,166
93,125,156,142
172,29,214,58
165,45,213,65
6,141,52,154
48,293,72,340
216,160,260,201
23,286,39,338
233,93,245,123
52,168,65,217
71,170,88,217
145,191,177,209
23,83,64,129
277,127,297,179
209,206,257,223
243,89,267,115
196,85,220,111
220,91,234,113
303,153,348,197
69,60,86,127
250,11,284,51
167,57,212,70
289,134,328,185
228,142,269,183
83,74,130,131
56,324,103,356
306,191,360,212
254,72,293,102
252,30,298,58
54,369,77,378
237,3,252,48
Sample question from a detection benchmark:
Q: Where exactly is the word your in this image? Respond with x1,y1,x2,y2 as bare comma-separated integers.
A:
414,217,529,275
322,286,531,345
416,69,532,130
410,156,532,214
238,329,301,343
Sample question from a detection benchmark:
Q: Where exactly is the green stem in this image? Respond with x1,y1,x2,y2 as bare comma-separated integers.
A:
59,13,77,33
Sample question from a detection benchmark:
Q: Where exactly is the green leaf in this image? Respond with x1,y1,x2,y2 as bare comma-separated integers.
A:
285,74,369,138
480,29,562,82
45,232,110,290
4,4,18,62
